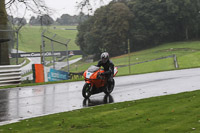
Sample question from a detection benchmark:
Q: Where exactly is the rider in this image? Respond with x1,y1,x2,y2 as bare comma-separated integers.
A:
97,52,114,84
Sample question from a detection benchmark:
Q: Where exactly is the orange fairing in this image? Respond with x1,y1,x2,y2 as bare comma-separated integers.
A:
90,69,99,79
83,71,87,78
83,69,104,86
83,69,104,79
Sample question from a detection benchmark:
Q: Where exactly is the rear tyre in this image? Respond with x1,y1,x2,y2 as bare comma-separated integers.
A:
82,83,91,99
104,79,115,95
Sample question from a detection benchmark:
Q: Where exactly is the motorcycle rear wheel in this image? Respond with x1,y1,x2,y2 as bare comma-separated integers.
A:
82,83,91,99
104,79,115,95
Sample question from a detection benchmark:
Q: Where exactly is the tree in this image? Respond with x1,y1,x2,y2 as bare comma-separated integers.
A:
29,15,54,25
0,0,10,65
128,0,170,50
77,0,200,58
56,14,77,25
127,0,200,51
76,2,133,59
0,0,49,65
77,12,90,24
13,17,27,25
56,13,89,25
42,15,54,25
165,0,200,40
29,16,37,25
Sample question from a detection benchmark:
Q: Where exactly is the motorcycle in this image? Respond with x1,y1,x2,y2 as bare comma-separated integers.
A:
82,65,118,99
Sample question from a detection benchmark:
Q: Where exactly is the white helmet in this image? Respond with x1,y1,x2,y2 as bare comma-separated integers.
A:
101,52,109,63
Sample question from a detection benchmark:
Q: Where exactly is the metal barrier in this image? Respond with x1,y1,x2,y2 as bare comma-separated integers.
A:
70,72,84,80
0,65,21,86
117,54,179,69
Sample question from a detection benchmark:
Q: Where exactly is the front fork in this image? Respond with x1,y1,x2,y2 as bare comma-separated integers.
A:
86,81,94,92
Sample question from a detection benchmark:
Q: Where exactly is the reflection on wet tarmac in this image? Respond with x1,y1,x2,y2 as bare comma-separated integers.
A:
0,81,85,124
0,81,115,124
83,95,114,107
0,91,9,122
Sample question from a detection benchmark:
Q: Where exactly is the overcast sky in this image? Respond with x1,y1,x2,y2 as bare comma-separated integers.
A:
6,0,111,20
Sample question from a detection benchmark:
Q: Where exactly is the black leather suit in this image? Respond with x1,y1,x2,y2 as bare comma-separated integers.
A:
97,59,114,81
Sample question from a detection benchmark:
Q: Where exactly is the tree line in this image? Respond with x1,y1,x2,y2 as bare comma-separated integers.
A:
76,0,200,60
8,13,89,26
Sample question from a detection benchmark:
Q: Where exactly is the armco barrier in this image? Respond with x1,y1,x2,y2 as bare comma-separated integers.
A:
117,55,179,69
0,65,21,86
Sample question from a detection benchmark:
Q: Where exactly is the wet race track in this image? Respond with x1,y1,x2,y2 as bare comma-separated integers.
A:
1,68,200,125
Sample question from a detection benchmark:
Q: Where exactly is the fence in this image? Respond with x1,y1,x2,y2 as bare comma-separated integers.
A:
0,65,21,86
41,30,71,72
70,72,84,80
117,55,179,69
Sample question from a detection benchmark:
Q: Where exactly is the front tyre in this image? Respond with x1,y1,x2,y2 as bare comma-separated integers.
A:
82,83,91,99
104,79,115,95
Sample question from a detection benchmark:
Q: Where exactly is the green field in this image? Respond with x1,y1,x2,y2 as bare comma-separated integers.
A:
17,25,79,52
10,58,25,65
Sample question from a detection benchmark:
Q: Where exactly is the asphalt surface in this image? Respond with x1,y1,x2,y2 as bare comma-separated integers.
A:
0,68,200,125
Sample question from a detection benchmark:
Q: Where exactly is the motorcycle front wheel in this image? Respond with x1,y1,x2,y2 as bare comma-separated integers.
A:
82,83,92,99
104,79,115,95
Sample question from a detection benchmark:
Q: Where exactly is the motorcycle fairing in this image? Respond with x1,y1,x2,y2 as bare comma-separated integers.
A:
86,71,93,79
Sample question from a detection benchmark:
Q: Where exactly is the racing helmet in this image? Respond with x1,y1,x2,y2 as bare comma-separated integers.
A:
101,52,109,63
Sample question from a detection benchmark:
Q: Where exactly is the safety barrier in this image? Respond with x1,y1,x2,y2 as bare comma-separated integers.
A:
70,72,84,80
0,65,21,86
117,54,179,69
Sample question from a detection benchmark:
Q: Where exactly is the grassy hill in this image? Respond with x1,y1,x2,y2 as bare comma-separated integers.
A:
63,41,200,76
17,25,79,52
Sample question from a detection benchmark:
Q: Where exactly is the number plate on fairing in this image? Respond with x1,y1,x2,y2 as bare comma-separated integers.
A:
86,71,93,79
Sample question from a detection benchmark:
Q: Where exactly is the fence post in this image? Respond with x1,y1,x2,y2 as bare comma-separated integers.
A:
173,54,179,69
41,30,45,65
16,25,23,65
128,39,131,74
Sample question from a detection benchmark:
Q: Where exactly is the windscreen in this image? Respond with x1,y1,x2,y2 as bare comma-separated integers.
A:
88,65,99,73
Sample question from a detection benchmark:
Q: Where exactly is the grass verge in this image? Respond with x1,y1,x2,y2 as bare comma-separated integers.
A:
0,90,200,132
10,58,26,65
